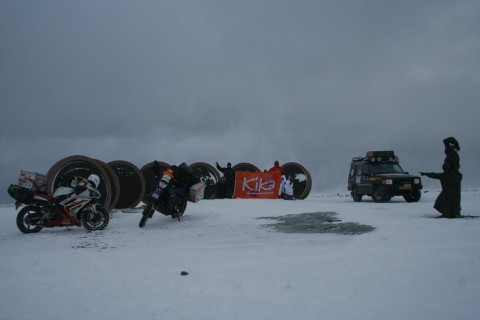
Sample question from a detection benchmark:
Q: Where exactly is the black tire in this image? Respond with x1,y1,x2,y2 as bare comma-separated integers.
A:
352,188,362,202
139,214,149,228
108,160,145,209
189,162,220,200
16,206,43,233
139,204,154,228
81,204,109,231
281,162,312,200
232,162,260,172
46,155,113,213
404,189,421,203
93,159,120,212
140,161,170,204
372,188,390,203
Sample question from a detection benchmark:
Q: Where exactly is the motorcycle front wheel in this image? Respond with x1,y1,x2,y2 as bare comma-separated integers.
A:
81,203,109,231
139,203,155,228
173,198,188,221
16,205,43,233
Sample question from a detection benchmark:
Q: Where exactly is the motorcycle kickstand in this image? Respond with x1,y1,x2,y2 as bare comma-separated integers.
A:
173,212,181,222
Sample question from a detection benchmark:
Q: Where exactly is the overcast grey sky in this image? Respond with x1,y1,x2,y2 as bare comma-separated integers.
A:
1,0,479,203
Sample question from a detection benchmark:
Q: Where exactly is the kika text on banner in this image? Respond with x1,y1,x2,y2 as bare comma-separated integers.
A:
232,171,281,199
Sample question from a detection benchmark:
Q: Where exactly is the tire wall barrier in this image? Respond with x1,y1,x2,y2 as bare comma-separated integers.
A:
46,155,115,212
189,162,220,200
108,160,145,209
282,162,312,200
140,161,170,204
44,157,313,212
232,162,260,172
93,159,120,211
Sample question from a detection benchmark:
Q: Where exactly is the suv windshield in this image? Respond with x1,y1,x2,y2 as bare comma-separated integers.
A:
370,162,404,175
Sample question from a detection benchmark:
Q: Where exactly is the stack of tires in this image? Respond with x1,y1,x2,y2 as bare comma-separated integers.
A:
45,157,313,212
46,155,145,211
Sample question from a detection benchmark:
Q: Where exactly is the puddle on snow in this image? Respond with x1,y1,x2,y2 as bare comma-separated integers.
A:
259,212,375,235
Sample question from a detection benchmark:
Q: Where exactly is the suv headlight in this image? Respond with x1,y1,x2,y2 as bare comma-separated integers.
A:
382,179,393,185
414,178,421,184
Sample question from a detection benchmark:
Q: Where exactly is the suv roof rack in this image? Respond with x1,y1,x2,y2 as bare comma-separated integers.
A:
352,151,399,164
366,151,395,158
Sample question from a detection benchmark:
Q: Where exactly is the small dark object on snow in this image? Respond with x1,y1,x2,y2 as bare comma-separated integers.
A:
181,271,189,276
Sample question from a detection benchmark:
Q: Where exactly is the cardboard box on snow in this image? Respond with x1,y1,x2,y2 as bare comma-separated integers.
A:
188,183,205,203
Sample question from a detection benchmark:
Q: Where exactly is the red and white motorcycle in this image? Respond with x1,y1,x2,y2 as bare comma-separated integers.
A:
8,173,109,233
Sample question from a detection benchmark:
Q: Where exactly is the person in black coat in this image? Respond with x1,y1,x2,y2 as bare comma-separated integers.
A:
216,162,235,198
442,137,462,214
215,177,231,199
421,137,462,218
421,163,461,218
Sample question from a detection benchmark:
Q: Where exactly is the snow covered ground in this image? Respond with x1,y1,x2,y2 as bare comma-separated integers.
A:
1,190,479,320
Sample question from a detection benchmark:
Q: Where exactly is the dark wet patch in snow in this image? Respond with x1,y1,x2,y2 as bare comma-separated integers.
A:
259,212,375,235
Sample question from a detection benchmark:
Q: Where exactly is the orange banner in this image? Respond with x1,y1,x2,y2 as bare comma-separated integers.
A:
232,171,282,199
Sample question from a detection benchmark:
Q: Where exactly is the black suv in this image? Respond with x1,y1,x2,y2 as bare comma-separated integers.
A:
347,151,422,202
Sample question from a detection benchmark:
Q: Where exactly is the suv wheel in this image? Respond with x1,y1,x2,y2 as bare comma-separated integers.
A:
372,188,390,203
352,188,362,202
403,189,421,203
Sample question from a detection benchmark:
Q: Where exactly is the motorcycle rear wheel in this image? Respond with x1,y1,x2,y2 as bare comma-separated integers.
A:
16,206,43,233
81,204,109,231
